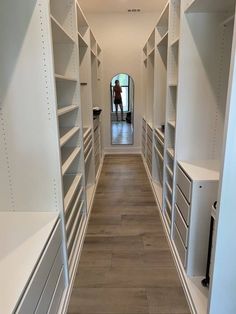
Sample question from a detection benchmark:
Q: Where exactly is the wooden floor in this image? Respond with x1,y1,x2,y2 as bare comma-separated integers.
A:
68,155,190,314
111,122,133,145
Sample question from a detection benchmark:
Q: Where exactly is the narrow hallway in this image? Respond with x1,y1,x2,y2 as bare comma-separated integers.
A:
68,155,190,314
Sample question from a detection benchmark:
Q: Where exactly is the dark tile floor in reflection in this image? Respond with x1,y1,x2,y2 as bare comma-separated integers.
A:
111,121,133,145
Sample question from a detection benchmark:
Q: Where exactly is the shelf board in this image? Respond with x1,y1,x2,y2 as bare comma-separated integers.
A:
167,148,175,159
166,181,173,195
148,47,155,56
156,2,169,27
185,0,235,13
55,74,77,82
166,165,174,178
155,128,165,141
57,105,79,117
83,127,92,139
178,160,220,181
91,49,97,57
169,81,178,87
221,14,235,26
64,174,83,213
165,196,172,212
66,186,83,231
76,2,89,28
61,147,81,175
59,127,80,147
154,145,164,161
67,201,84,250
157,31,168,47
50,15,75,44
85,146,93,164
171,37,179,47
168,120,176,129
78,32,88,47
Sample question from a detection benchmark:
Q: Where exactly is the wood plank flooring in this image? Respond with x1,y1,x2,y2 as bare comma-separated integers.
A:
68,155,190,314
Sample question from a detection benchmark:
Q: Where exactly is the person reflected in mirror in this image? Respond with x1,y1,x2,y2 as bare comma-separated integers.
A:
113,80,125,122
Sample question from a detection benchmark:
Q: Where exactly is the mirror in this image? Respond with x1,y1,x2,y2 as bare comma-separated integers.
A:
110,73,134,145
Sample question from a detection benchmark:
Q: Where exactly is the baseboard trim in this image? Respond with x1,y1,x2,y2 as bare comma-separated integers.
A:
104,146,142,154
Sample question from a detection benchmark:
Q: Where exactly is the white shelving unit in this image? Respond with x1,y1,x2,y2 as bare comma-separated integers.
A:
142,0,236,313
0,0,103,312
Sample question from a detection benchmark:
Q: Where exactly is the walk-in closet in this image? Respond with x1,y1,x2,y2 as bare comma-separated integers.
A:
1,0,236,313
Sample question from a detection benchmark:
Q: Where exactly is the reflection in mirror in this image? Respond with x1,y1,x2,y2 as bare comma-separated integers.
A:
110,73,134,145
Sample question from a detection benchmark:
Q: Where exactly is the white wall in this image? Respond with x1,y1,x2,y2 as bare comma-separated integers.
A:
86,12,160,153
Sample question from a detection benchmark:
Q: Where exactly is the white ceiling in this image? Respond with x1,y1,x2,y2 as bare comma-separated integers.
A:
78,0,167,14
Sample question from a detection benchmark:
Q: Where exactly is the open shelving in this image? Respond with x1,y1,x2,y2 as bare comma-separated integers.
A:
0,0,104,312
142,0,236,313
57,105,79,117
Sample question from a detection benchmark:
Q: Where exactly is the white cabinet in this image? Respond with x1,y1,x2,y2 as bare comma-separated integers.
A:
174,162,219,276
16,219,65,314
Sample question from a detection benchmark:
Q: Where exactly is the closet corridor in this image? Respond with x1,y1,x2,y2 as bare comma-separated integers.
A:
68,155,190,314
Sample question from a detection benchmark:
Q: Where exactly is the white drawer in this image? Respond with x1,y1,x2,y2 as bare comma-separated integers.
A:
173,223,187,268
175,185,191,225
16,221,61,314
48,267,66,314
35,244,64,314
175,204,189,247
176,165,192,202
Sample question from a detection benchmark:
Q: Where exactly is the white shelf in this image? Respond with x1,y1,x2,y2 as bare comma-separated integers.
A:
168,120,176,128
178,160,220,181
59,127,80,147
185,0,235,13
51,15,75,44
0,212,59,314
148,47,155,56
85,146,93,164
154,145,164,161
165,196,172,212
171,37,179,47
157,2,169,27
169,81,178,87
55,74,77,82
157,31,168,47
64,174,83,213
166,181,173,195
91,49,97,57
78,32,88,47
155,128,165,141
166,165,174,178
67,201,84,250
83,127,92,140
61,147,81,175
66,187,83,231
57,105,79,117
167,148,175,159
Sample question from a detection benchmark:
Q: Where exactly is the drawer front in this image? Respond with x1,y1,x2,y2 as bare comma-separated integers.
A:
175,186,191,225
173,224,187,268
176,166,192,202
16,221,61,313
175,204,189,247
48,267,66,314
35,244,64,314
